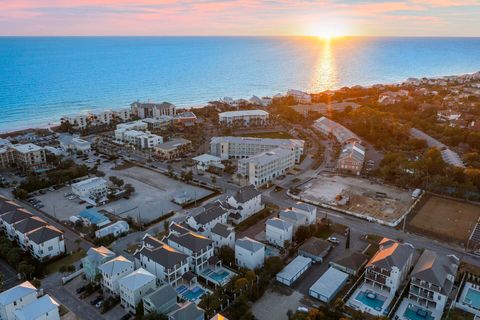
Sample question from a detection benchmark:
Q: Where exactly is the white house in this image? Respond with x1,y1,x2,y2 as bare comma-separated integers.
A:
135,236,189,286
210,223,235,249
0,208,33,239
226,185,264,224
192,154,224,172
279,202,317,232
365,238,415,294
265,218,293,248
25,225,65,261
95,221,129,238
99,255,135,296
287,89,311,103
218,110,269,127
291,202,317,224
71,177,109,204
82,246,116,281
13,294,60,320
12,216,47,249
0,281,38,320
59,135,92,153
166,223,214,274
235,237,265,270
118,268,157,314
184,202,229,236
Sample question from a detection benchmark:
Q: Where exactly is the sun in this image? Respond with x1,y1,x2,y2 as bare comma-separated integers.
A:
307,22,347,40
312,29,340,40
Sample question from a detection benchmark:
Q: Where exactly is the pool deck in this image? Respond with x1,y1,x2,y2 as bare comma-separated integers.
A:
455,282,480,317
394,298,442,320
200,265,237,287
347,283,394,317
175,282,211,304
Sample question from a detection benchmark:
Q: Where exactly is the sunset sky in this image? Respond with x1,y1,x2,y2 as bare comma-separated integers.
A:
1,0,479,37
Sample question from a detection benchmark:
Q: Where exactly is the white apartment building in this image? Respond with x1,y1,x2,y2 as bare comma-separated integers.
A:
365,238,415,294
218,110,269,127
210,223,235,249
116,120,148,132
0,281,38,320
313,117,361,145
192,154,224,172
135,236,190,286
71,177,109,204
94,110,114,125
59,135,92,153
235,237,265,270
142,116,173,131
226,184,264,224
210,136,304,163
117,129,163,149
114,108,132,122
99,255,135,296
237,147,296,186
287,89,312,103
25,225,65,261
265,218,293,248
408,250,459,312
119,268,157,314
131,102,176,118
61,114,90,129
166,224,215,274
13,294,60,320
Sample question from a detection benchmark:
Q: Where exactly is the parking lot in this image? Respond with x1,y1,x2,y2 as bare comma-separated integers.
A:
35,162,214,223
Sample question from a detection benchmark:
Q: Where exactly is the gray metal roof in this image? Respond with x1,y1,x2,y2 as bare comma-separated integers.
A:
367,238,414,271
233,184,261,203
411,250,459,289
169,302,205,320
12,216,47,234
266,218,293,232
235,237,264,253
211,223,233,238
143,284,177,309
138,243,188,269
167,230,213,253
26,225,63,244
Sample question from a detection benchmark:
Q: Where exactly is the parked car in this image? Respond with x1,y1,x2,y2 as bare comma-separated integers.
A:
90,296,103,305
327,236,340,244
95,300,103,308
76,286,86,294
119,314,131,320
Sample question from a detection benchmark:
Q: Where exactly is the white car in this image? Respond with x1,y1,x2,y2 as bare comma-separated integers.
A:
327,236,340,244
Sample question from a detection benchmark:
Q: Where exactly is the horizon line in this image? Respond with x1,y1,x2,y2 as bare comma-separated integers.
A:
1,35,480,38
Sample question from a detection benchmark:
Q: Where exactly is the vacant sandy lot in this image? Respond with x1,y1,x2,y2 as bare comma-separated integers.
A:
299,174,414,223
290,102,360,115
409,195,480,244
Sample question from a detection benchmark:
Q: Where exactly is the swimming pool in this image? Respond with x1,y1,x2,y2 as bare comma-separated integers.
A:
403,304,434,320
177,285,205,302
265,246,280,257
355,290,386,311
203,268,231,283
464,288,480,310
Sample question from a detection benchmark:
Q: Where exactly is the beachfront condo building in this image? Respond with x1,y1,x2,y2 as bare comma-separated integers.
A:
210,136,304,163
0,143,48,172
131,101,176,118
218,110,269,127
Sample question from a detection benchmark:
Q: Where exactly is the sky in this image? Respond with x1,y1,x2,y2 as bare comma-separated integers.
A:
0,0,479,37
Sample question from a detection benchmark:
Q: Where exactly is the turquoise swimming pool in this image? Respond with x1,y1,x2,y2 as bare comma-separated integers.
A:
403,304,434,320
176,285,205,302
464,288,480,310
355,290,386,311
203,268,231,283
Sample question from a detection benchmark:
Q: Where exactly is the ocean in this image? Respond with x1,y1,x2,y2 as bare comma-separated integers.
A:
0,36,479,132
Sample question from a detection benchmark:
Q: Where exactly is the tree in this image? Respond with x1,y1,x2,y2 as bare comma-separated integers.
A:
218,246,235,267
234,278,249,293
135,300,144,319
124,184,135,196
109,176,124,188
18,261,35,279
74,239,82,251
13,188,29,200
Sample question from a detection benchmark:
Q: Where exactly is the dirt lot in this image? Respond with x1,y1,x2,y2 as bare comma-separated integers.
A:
298,174,414,224
409,195,480,244
290,102,360,114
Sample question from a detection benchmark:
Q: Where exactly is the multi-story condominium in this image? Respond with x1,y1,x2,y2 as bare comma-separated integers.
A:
71,177,109,204
218,110,269,127
210,136,304,163
13,294,60,320
286,89,312,103
143,284,177,316
0,281,38,320
121,130,163,149
94,110,114,125
226,184,264,224
265,218,293,248
174,111,197,127
237,147,296,186
82,246,116,281
0,207,33,239
116,120,148,133
408,250,459,312
166,223,214,274
235,237,265,270
135,236,189,286
12,216,47,249
59,135,92,153
10,143,47,172
131,101,176,118
25,225,65,261
142,116,173,131
365,238,415,293
153,138,192,160
61,114,90,129
313,117,362,145
99,255,134,296
337,142,366,175
184,202,229,236
118,268,157,314
192,154,224,172
114,108,132,122
210,223,235,249
0,146,14,169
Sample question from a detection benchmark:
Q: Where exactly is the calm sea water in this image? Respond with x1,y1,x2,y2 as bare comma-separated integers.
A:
0,36,479,131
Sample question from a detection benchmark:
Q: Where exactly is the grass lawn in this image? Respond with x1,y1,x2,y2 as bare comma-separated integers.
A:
44,249,86,275
236,131,293,139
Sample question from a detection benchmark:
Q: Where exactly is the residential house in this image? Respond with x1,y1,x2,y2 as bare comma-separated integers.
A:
265,218,293,248
12,216,47,249
226,184,264,224
298,237,332,263
166,224,214,274
82,246,116,281
0,208,33,239
118,268,157,314
168,301,205,320
184,202,229,236
99,255,134,296
330,251,369,276
235,237,265,270
286,89,311,103
0,281,38,320
13,294,60,320
337,142,366,175
95,221,129,239
25,225,65,261
143,284,178,316
210,223,235,249
192,154,224,172
365,238,415,294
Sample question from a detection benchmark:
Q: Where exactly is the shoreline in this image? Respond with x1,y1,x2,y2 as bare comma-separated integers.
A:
1,70,478,136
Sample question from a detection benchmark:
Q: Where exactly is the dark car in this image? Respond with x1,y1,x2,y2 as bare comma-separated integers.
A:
90,295,103,305
76,286,86,294
119,314,131,320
